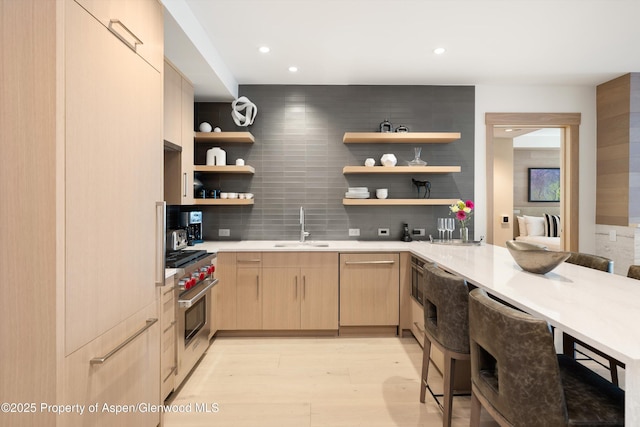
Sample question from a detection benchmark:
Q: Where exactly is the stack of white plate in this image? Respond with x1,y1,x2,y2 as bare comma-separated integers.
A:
345,187,370,199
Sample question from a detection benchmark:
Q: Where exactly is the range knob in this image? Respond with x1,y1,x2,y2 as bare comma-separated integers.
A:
208,265,215,274
178,278,189,289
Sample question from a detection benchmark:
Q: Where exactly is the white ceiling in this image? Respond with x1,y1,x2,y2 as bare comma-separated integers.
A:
163,0,640,101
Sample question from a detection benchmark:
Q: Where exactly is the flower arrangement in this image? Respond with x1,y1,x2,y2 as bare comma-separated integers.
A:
450,199,474,229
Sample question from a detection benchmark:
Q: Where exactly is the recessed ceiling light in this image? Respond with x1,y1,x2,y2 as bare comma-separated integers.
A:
505,128,513,132
258,46,270,53
433,47,446,55
288,66,298,72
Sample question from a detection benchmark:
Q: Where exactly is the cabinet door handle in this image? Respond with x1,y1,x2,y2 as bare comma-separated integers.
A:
183,172,188,197
303,276,306,300
108,19,143,53
155,201,166,286
163,320,176,334
295,276,298,299
256,276,260,299
90,318,157,365
344,260,395,265
163,366,176,383
238,259,261,263
163,286,175,296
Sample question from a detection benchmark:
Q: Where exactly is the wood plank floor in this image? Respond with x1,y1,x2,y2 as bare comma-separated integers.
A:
164,336,500,427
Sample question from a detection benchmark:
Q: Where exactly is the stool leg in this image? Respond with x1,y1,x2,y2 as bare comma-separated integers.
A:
442,356,455,427
609,359,619,386
420,336,432,403
470,389,481,427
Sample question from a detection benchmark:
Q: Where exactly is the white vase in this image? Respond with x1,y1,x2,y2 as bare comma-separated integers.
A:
380,153,397,167
206,147,226,166
199,122,212,132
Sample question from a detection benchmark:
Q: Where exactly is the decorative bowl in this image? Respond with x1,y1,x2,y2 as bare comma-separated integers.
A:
505,240,570,274
380,153,397,167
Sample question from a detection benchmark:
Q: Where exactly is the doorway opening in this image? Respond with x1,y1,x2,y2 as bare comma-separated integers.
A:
486,113,580,251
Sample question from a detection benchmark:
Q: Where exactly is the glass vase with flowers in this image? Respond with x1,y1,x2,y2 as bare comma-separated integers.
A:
449,199,474,241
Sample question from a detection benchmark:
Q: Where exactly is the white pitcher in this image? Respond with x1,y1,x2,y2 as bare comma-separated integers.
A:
206,147,226,166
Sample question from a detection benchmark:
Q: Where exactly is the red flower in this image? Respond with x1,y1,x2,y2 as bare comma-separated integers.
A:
465,200,474,209
456,211,467,221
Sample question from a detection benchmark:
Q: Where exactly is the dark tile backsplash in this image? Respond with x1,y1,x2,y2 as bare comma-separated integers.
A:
180,85,474,241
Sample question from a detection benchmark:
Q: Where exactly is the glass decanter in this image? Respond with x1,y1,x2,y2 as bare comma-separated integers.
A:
408,147,427,166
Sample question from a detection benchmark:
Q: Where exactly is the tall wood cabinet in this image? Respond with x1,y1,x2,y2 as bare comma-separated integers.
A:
0,1,163,426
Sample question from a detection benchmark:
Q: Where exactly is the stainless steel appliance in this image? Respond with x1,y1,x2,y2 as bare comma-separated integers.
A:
411,256,426,306
175,252,217,386
181,211,203,245
165,232,217,387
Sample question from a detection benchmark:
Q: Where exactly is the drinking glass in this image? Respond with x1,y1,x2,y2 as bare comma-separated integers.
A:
446,218,456,240
437,218,445,240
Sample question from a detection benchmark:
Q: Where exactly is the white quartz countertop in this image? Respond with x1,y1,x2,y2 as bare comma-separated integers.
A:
190,239,418,253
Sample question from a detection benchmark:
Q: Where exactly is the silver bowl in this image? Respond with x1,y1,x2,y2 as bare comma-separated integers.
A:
506,240,570,274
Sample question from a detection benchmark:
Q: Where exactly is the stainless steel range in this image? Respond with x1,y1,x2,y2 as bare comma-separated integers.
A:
166,229,217,387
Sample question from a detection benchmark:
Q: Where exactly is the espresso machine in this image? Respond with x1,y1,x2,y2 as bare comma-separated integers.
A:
181,211,203,245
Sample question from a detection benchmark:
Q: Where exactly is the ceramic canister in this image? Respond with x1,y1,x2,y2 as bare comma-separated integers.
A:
206,147,226,166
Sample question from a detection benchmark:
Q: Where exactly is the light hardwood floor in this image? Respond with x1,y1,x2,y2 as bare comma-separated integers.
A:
164,337,500,427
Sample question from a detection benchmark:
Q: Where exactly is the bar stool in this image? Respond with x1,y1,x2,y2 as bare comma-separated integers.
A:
468,288,625,427
562,252,621,384
628,264,640,280
419,263,470,427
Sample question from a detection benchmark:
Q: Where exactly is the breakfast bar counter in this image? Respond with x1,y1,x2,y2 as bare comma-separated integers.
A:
194,240,640,422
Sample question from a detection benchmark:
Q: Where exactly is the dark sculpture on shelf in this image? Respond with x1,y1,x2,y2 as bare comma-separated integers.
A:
412,178,431,199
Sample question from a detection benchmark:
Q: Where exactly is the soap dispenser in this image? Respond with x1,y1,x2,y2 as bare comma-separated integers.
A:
401,223,412,242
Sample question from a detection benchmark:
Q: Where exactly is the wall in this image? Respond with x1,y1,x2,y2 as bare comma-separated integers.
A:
475,85,597,253
189,85,475,241
493,138,513,246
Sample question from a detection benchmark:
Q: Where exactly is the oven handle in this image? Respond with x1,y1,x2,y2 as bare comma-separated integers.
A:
178,278,218,308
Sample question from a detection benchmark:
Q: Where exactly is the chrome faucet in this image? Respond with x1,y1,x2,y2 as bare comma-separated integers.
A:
300,206,310,243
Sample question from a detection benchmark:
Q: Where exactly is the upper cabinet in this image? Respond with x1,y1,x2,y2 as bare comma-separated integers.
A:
164,61,183,146
72,0,163,72
164,60,195,205
343,132,460,144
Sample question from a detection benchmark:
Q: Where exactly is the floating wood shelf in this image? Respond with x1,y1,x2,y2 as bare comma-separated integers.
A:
342,198,458,206
194,165,255,174
192,199,255,206
343,132,460,143
343,166,461,174
194,132,255,143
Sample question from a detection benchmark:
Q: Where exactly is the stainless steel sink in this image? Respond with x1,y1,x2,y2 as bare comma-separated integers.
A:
273,242,330,248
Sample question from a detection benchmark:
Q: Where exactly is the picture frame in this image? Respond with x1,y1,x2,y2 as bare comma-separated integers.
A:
528,167,560,202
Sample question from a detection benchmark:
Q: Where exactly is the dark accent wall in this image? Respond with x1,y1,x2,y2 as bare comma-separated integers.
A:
189,85,474,241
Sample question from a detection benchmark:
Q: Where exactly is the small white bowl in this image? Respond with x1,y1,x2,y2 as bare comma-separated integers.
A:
239,193,246,199
220,192,229,199
228,192,238,199
245,193,254,199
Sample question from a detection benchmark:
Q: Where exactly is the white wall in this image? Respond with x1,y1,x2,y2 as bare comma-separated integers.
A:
474,85,597,253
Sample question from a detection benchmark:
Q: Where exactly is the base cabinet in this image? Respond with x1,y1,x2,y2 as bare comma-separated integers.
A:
262,252,339,330
236,253,263,329
62,303,160,427
161,276,177,401
339,253,400,326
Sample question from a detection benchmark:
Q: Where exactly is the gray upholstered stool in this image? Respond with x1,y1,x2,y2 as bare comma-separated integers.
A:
628,264,640,280
419,263,470,427
469,288,625,427
562,252,621,384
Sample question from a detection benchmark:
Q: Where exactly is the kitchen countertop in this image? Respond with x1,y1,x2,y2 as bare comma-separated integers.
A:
189,239,640,421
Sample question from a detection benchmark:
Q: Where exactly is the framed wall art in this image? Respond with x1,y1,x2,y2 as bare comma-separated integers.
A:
528,167,560,202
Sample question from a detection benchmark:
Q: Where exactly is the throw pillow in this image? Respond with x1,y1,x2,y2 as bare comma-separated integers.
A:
517,216,528,237
524,215,545,236
544,213,561,237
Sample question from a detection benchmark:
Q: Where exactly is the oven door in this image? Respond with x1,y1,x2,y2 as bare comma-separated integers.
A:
176,278,217,386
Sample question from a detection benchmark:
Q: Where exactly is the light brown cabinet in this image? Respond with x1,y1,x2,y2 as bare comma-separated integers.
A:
161,276,177,401
216,252,238,330
262,252,339,330
164,60,195,205
235,253,263,329
339,253,400,327
0,0,163,425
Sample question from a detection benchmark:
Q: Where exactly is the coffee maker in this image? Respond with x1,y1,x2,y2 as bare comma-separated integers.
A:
181,211,203,245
